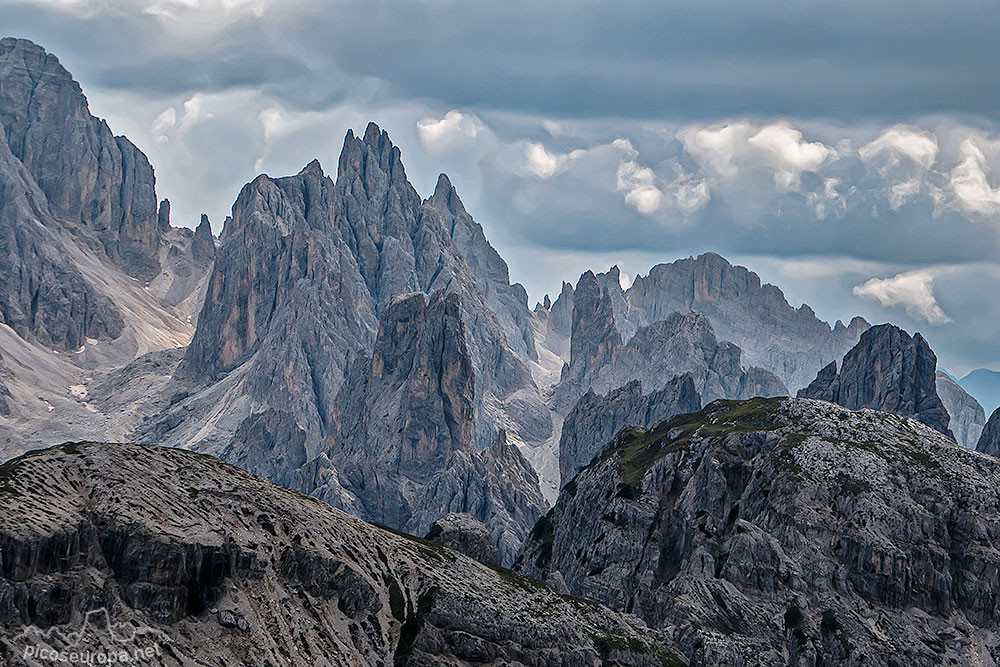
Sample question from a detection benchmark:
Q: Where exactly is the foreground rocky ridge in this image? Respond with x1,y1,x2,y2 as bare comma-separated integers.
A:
0,442,682,666
519,397,1000,666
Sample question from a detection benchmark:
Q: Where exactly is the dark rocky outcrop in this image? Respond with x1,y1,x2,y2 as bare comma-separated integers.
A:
425,513,500,566
0,38,162,280
559,375,701,485
976,406,1000,457
520,397,1000,666
798,323,953,437
192,213,215,265
0,442,682,666
936,370,985,447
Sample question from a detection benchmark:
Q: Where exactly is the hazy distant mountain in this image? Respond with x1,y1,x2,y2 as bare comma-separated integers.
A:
959,368,1000,415
539,253,871,393
936,370,985,447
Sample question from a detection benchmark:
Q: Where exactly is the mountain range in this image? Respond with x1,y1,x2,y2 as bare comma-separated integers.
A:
2,37,1000,666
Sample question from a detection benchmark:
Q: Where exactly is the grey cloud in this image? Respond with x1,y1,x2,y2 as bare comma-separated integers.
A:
3,0,1000,376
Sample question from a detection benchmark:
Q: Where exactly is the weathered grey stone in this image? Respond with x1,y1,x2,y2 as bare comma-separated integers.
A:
171,125,549,455
560,375,701,485
0,116,124,350
426,173,537,361
222,409,307,488
555,271,787,412
0,38,162,280
425,513,500,566
798,323,953,437
976,406,1000,457
520,397,1000,666
936,370,985,447
290,291,545,565
0,442,682,666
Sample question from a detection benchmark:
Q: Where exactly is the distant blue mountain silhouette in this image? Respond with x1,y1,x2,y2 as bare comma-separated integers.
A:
960,369,1000,416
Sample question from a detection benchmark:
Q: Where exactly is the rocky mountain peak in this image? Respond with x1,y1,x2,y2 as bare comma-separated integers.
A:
798,323,953,437
192,213,215,264
338,122,412,194
935,369,985,447
622,252,869,391
564,270,621,383
429,172,462,212
0,37,163,281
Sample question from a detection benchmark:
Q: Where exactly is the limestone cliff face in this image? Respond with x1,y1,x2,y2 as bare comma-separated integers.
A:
622,253,869,392
936,370,986,447
0,442,682,666
0,38,162,280
426,173,537,361
559,375,701,485
291,291,544,565
798,323,953,437
0,39,213,454
0,121,124,350
520,397,1000,666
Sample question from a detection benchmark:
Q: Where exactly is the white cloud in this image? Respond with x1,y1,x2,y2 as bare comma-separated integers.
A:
746,123,832,188
416,110,483,153
151,106,176,144
181,93,209,125
859,126,938,170
950,138,1000,216
522,141,586,179
524,142,561,179
616,160,663,215
677,121,751,177
612,137,639,158
888,178,921,210
853,269,952,324
618,269,632,290
678,121,832,189
673,178,710,214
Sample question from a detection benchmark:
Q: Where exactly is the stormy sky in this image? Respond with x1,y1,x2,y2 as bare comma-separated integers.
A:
3,0,1000,379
